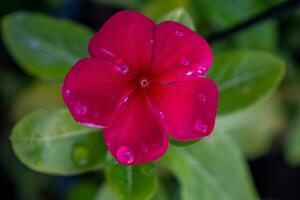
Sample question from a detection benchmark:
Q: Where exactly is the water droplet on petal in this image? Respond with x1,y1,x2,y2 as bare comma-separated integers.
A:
80,122,103,128
116,146,135,164
101,48,116,59
74,103,88,116
176,30,184,37
73,145,89,166
186,71,193,76
198,93,207,102
159,111,164,118
181,58,190,66
116,64,130,74
150,39,154,44
123,96,129,103
194,119,208,133
141,143,149,153
65,89,71,96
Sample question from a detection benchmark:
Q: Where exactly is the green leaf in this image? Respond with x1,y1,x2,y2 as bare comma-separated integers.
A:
66,181,99,200
161,131,259,200
11,109,106,175
11,81,63,120
142,0,187,21
158,8,195,30
105,156,157,200
96,184,119,200
285,112,300,166
92,0,143,9
2,11,93,80
208,50,285,115
218,95,285,159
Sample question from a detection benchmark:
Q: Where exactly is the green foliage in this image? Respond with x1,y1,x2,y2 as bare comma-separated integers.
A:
158,7,195,30
285,112,300,166
11,81,63,120
2,11,93,80
11,109,106,175
218,96,285,158
161,131,258,200
105,156,157,200
96,184,119,200
208,50,285,115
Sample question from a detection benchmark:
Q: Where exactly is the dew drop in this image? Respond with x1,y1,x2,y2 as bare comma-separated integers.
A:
186,71,193,76
80,122,103,128
101,48,115,57
198,93,207,102
73,145,89,166
180,58,190,66
116,64,130,74
159,111,164,118
116,146,135,164
74,103,88,116
194,119,208,133
176,30,184,37
123,96,129,103
65,89,71,96
141,143,149,153
150,39,154,44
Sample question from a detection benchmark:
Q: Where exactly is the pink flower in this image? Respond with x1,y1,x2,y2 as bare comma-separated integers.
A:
62,10,218,165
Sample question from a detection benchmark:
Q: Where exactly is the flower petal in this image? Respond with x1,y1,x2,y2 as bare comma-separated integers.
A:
103,92,168,165
151,21,213,82
88,10,155,75
62,58,135,128
150,77,218,141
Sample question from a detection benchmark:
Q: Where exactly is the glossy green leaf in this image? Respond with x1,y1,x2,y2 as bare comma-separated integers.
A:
92,0,143,8
208,50,285,115
218,95,285,159
285,112,300,166
11,81,63,120
66,181,99,200
2,11,93,80
142,0,187,21
11,109,106,175
96,184,119,200
105,156,157,200
161,131,259,200
158,8,195,30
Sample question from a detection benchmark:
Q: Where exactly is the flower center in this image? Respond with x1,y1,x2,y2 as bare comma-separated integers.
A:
139,78,149,88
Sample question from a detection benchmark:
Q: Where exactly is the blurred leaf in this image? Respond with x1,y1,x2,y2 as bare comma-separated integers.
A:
92,0,143,8
161,131,258,200
208,50,285,115
11,109,106,175
218,95,285,158
2,11,93,80
105,157,157,200
158,8,195,30
66,181,99,200
11,81,63,120
285,112,300,166
142,0,187,21
96,184,119,200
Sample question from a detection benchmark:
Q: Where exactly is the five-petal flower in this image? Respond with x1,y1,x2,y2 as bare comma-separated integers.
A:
62,10,218,165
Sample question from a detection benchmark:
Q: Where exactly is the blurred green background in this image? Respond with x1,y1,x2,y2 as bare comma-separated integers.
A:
1,0,300,200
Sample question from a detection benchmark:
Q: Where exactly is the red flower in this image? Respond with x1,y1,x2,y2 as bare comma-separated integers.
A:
62,10,218,165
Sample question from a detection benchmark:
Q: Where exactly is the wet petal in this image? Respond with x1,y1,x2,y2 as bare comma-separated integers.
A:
88,10,155,75
103,92,168,165
62,58,135,128
151,21,213,82
150,77,218,141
